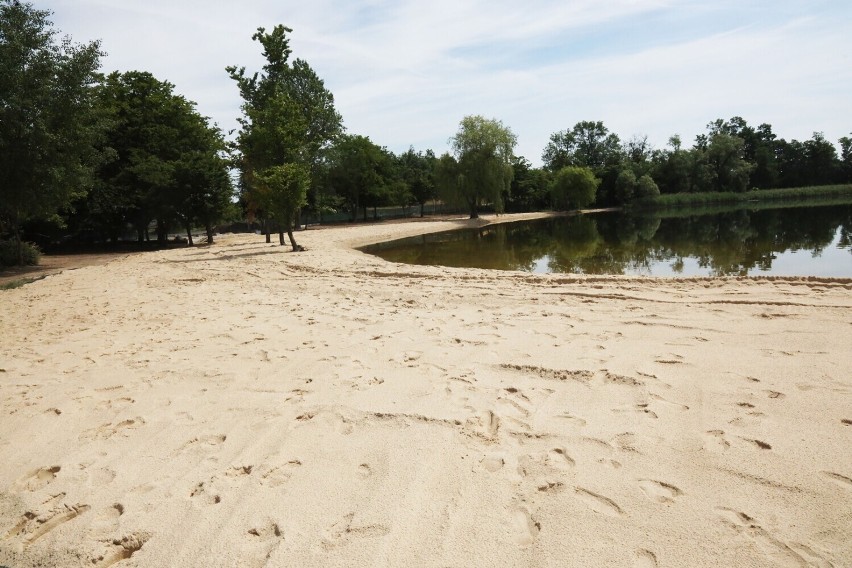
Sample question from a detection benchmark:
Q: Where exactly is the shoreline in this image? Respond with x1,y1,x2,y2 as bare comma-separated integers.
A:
1,215,850,567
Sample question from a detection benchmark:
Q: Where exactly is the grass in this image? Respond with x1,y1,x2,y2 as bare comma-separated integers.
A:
0,275,47,290
634,184,852,209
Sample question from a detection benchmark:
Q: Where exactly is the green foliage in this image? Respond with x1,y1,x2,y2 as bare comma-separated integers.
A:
256,163,309,248
551,166,600,210
444,115,517,218
228,24,342,240
506,157,552,212
396,147,436,216
614,170,637,203
635,175,660,199
0,239,40,266
327,135,393,221
635,184,852,208
0,1,103,263
542,121,621,172
89,71,230,244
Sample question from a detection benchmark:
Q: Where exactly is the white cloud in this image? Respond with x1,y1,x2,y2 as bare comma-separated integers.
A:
47,0,852,164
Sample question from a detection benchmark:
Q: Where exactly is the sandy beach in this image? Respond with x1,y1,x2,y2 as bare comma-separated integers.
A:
1,213,850,567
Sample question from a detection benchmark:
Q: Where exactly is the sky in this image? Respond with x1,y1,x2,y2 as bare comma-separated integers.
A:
47,0,852,166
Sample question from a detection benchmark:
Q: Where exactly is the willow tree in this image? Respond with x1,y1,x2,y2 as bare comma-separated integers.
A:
440,115,517,219
227,24,341,250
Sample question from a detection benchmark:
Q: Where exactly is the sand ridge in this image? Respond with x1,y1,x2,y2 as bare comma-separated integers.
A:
0,213,850,567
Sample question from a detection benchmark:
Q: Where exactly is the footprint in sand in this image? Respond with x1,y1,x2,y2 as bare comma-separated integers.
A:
469,410,499,440
259,460,302,487
176,434,226,454
715,507,830,567
11,465,61,493
481,454,505,473
633,548,659,568
556,412,587,428
245,519,284,565
703,430,731,452
511,508,540,547
92,532,150,568
638,479,683,503
79,417,145,441
87,503,124,538
6,503,91,547
320,512,390,550
820,471,852,489
548,448,576,470
575,488,624,517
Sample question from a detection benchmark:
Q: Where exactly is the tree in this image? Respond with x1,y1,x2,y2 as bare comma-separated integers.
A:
551,166,599,210
228,25,341,249
172,143,233,245
614,169,637,203
256,163,309,248
803,132,840,185
443,115,517,219
507,157,551,212
542,121,621,172
327,134,391,221
92,71,223,245
840,134,852,183
692,133,753,193
635,174,660,199
0,1,103,263
397,147,436,217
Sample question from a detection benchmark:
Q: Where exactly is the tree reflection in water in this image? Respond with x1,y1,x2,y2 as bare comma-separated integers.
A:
362,203,852,277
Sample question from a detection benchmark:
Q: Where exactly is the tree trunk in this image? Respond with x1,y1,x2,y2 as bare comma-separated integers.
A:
373,206,377,220
13,224,23,266
205,222,214,244
420,203,425,218
185,224,193,246
286,229,304,252
157,220,168,245
362,207,367,222
264,219,271,243
469,199,479,219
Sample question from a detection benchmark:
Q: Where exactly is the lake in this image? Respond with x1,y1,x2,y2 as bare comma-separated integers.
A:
362,203,852,277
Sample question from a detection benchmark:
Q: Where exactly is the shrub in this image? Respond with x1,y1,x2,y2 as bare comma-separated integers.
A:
0,239,41,267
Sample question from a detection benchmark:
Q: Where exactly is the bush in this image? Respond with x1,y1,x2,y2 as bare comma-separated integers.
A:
0,239,41,267
551,166,600,210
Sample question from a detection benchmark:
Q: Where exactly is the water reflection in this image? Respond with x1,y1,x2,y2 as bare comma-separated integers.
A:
363,203,852,277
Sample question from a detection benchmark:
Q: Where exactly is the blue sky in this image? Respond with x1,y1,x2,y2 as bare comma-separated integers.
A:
48,0,851,165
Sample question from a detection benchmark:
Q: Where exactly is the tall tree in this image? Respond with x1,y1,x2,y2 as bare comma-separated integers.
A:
839,134,852,183
506,157,551,212
93,71,220,244
0,1,103,263
172,134,234,246
542,121,621,172
228,25,342,249
327,134,391,222
443,115,517,219
397,147,436,217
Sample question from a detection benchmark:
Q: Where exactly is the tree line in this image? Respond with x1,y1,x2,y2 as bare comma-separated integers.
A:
2,1,851,264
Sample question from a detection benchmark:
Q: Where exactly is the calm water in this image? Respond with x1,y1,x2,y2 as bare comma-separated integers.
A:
362,203,852,277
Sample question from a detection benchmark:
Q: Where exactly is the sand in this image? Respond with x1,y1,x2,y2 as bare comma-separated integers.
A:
0,213,850,567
